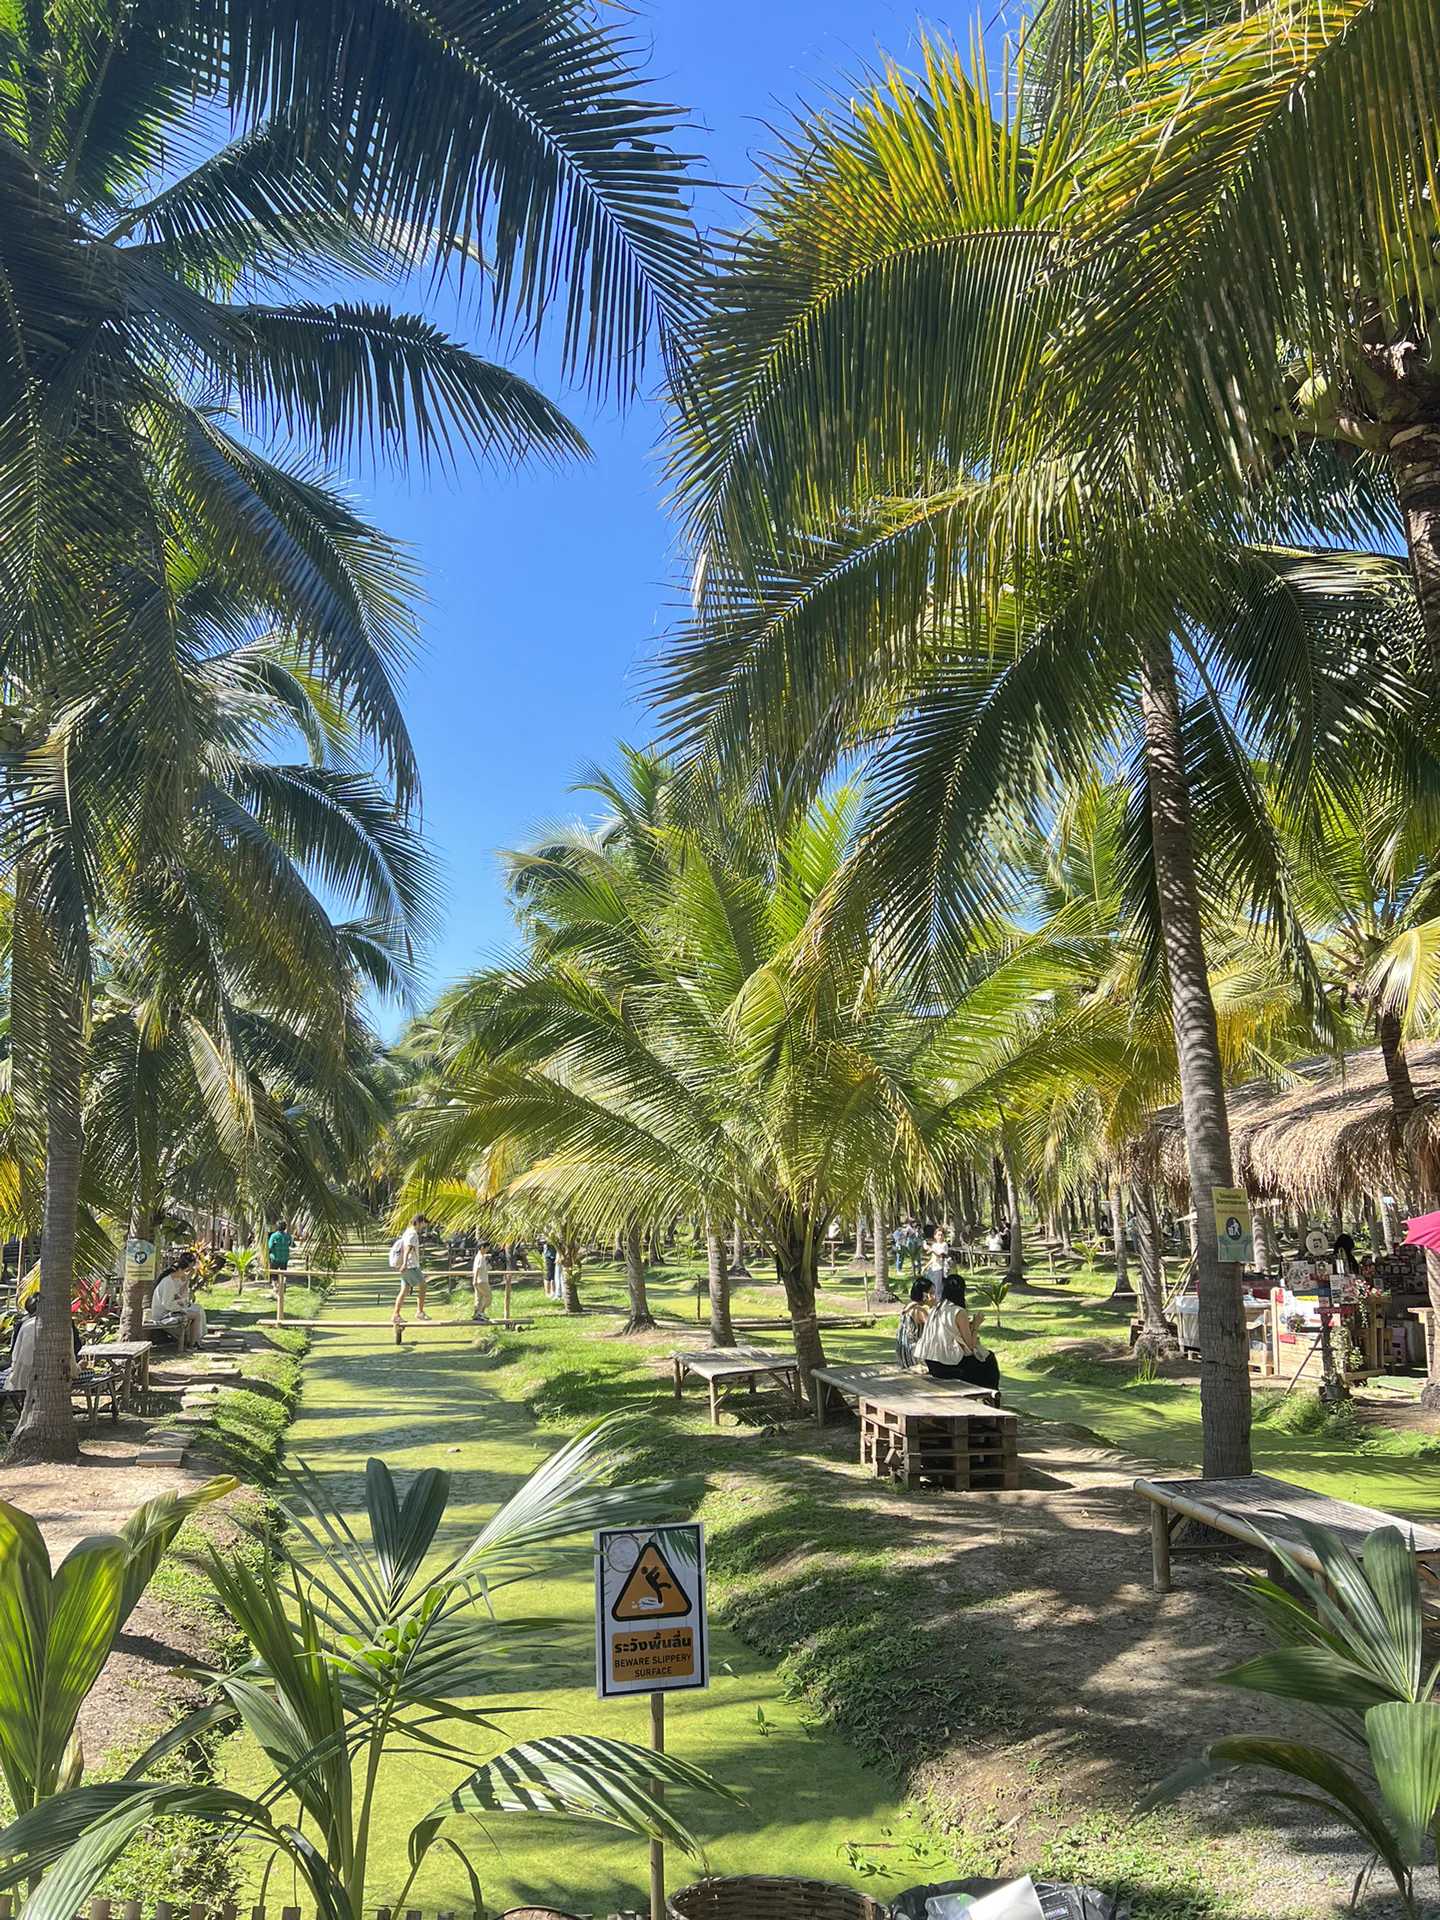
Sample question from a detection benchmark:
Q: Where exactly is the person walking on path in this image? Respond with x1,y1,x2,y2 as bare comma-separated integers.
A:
471,1243,493,1323
267,1221,293,1280
393,1214,430,1325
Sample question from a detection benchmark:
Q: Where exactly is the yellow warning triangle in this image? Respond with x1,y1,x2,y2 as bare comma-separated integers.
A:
612,1541,691,1621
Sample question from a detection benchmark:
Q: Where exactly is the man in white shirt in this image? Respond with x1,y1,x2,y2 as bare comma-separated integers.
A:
393,1215,430,1324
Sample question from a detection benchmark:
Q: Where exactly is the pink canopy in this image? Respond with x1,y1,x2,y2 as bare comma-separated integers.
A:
1403,1211,1440,1252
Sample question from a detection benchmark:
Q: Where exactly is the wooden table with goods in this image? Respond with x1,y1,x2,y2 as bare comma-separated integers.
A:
856,1380,1019,1491
77,1338,153,1410
670,1345,802,1424
1135,1471,1440,1599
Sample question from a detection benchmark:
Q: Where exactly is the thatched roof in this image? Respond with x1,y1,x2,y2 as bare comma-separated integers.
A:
1127,1040,1440,1212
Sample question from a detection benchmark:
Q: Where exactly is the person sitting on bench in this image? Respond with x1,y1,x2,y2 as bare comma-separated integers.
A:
151,1251,206,1351
895,1277,931,1368
915,1274,1001,1391
4,1291,79,1395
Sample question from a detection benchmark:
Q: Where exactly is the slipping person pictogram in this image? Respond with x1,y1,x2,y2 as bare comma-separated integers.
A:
611,1540,692,1620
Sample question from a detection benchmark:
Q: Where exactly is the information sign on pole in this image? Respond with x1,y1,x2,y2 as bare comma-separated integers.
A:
1211,1187,1254,1265
595,1523,708,1699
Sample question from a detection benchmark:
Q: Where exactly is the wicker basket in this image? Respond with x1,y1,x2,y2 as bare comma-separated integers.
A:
667,1876,890,1919
497,1909,588,1919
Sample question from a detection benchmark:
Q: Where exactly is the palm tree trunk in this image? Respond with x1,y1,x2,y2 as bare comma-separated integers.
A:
1004,1157,1025,1284
1133,1184,1176,1355
1390,432,1440,676
8,981,84,1466
1140,628,1251,1472
1253,1206,1275,1273
121,1193,160,1340
1109,1182,1135,1304
705,1220,735,1347
1375,1009,1440,1406
775,1209,826,1388
559,1241,583,1315
620,1222,655,1333
872,1195,895,1303
729,1215,748,1275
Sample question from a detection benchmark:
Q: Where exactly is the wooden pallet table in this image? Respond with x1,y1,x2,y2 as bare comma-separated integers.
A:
809,1362,998,1427
858,1390,1019,1491
1135,1471,1440,1598
671,1345,802,1425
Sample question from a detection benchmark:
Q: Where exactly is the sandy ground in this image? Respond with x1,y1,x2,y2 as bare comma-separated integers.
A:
0,1342,253,1765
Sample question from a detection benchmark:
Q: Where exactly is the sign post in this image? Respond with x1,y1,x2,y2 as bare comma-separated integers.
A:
596,1523,708,1920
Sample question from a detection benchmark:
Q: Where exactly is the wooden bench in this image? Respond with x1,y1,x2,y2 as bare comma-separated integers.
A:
671,1345,802,1425
809,1362,998,1427
1135,1471,1440,1596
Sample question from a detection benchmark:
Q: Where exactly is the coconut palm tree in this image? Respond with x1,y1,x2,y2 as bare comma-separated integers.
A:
1274,769,1440,1401
400,759,975,1388
658,33,1429,1473
1031,0,1440,666
3,528,431,1457
0,0,700,1463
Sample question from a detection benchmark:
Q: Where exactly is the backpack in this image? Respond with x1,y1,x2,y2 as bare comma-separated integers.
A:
388,1235,407,1271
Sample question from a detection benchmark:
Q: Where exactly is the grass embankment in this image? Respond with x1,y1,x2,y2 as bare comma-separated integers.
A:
97,1273,327,1904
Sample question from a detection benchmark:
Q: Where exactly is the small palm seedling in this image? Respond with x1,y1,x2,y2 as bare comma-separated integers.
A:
1143,1520,1440,1916
0,1479,235,1816
0,1418,732,1920
970,1274,1010,1330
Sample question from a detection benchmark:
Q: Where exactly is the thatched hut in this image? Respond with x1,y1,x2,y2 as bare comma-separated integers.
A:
1126,1040,1440,1216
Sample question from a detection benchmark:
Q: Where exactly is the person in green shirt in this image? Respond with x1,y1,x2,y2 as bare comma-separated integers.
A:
267,1222,293,1273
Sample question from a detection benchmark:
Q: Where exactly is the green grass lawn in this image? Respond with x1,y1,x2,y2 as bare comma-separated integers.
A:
235,1251,932,1918
221,1246,1439,1918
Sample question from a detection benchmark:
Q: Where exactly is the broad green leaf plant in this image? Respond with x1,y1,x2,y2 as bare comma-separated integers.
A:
0,1478,235,1816
0,1418,730,1919
1146,1521,1440,1915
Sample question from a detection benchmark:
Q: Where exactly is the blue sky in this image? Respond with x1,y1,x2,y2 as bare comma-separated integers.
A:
357,0,935,1016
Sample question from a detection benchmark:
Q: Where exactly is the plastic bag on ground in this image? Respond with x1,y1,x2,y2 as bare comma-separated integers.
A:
890,1879,1125,1920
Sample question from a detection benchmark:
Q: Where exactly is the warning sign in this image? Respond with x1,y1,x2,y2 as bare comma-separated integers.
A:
596,1524,707,1699
612,1542,691,1621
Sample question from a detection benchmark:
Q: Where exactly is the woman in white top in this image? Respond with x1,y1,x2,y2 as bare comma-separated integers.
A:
151,1254,206,1350
923,1223,949,1297
6,1297,79,1393
915,1274,1000,1390
471,1243,493,1323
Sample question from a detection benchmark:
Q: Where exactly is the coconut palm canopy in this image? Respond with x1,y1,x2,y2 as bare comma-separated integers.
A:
1132,1042,1440,1214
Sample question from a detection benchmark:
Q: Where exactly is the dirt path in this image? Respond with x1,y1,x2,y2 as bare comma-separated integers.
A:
732,1407,1409,1917
1,1337,263,1767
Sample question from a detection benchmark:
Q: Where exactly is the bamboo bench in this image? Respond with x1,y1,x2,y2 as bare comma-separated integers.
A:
1135,1471,1440,1596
